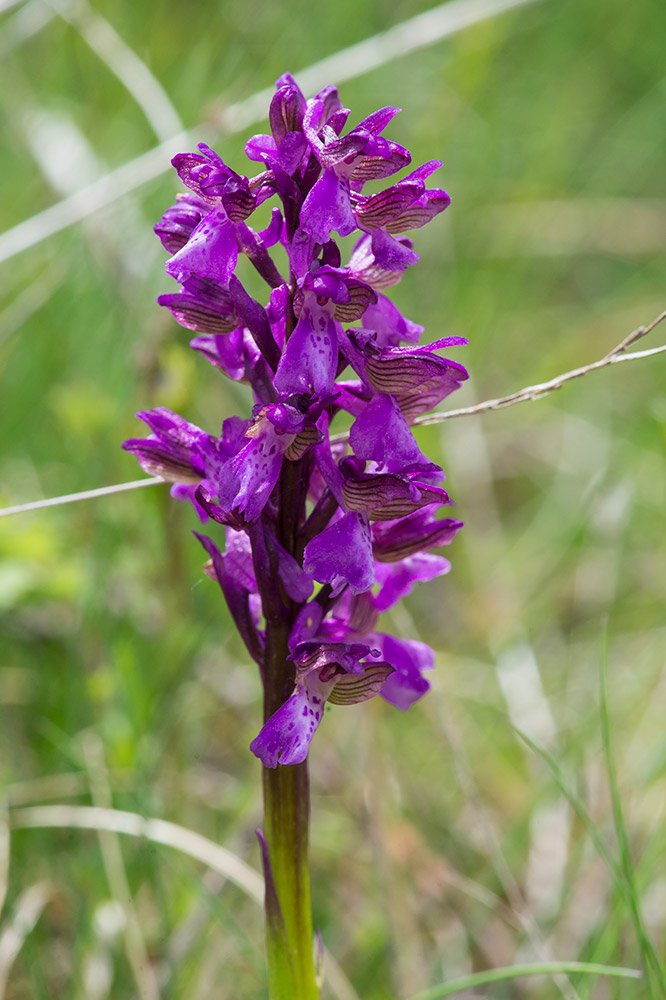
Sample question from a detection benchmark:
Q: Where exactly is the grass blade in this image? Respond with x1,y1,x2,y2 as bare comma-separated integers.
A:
406,961,642,1000
599,628,666,997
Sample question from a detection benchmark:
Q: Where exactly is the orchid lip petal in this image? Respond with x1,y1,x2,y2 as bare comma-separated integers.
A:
250,673,332,767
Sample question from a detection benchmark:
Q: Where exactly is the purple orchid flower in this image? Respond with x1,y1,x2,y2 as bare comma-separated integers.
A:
124,73,469,767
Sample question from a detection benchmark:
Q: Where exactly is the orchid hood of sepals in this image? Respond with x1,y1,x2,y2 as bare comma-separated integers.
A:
124,71,469,767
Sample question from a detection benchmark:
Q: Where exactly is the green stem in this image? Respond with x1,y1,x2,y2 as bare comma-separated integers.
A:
263,760,318,999
261,617,319,1000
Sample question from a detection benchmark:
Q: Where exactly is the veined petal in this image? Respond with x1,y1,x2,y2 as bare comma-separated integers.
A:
122,407,208,482
341,472,420,514
332,281,376,323
373,552,451,611
292,641,380,680
373,511,464,562
158,277,241,335
349,143,411,184
355,182,423,230
269,79,306,143
327,661,394,705
154,193,207,254
348,233,412,290
375,634,434,710
385,189,451,233
365,351,467,395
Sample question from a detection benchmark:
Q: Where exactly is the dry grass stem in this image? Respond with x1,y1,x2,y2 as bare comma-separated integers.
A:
415,308,666,426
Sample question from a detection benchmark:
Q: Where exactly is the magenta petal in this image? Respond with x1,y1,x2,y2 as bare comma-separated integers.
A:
355,105,401,135
218,428,285,521
361,295,423,346
274,308,338,397
170,483,210,523
373,553,451,611
370,229,419,270
374,634,434,710
303,512,374,594
300,168,356,243
289,603,324,653
244,134,278,164
273,538,314,603
350,394,424,471
250,673,333,767
166,210,237,285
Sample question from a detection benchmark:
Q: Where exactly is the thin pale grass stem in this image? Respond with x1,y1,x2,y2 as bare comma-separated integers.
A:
435,698,579,1000
0,0,55,58
44,0,182,142
11,803,262,896
0,883,53,999
5,772,98,806
0,804,8,919
81,733,160,1000
415,309,666,426
599,629,666,997
430,410,579,997
9,804,358,1000
3,310,664,519
406,961,643,1000
0,476,163,518
0,0,546,265
517,726,665,993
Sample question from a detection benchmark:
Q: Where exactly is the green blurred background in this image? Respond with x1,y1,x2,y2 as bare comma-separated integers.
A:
1,0,664,996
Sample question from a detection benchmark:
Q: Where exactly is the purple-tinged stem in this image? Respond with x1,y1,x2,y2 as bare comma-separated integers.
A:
258,458,319,999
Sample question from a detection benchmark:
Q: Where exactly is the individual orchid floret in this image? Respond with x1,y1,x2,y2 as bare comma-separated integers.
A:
164,144,269,286
122,407,211,483
349,393,430,471
217,400,317,522
274,265,376,398
154,192,208,255
298,592,436,712
339,459,451,521
342,330,469,413
250,641,394,767
353,161,451,270
372,508,464,562
300,103,410,244
347,232,415,292
369,634,434,710
157,276,242,335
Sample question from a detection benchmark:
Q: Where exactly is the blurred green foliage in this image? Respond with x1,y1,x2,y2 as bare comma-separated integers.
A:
1,0,665,997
